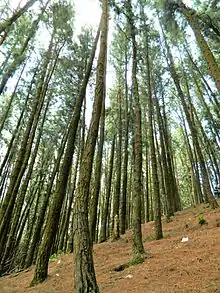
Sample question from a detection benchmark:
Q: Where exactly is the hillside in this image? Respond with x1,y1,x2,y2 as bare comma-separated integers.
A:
1,204,220,293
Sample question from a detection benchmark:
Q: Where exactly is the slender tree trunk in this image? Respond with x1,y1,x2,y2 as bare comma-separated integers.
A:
0,62,26,134
99,136,115,243
184,43,220,115
0,39,54,260
0,96,51,273
89,99,105,242
145,144,150,222
162,27,218,209
178,1,220,92
0,0,37,35
72,1,108,290
112,90,122,239
17,176,44,271
0,5,48,94
145,35,163,240
126,0,145,262
0,67,38,177
25,131,68,268
57,145,80,252
154,96,174,219
120,56,129,234
192,72,220,141
31,19,101,286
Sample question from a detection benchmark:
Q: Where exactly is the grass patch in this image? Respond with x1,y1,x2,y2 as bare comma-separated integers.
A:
113,252,150,272
198,214,208,226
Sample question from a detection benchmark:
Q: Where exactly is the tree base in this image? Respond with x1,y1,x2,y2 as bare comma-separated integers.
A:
30,272,47,287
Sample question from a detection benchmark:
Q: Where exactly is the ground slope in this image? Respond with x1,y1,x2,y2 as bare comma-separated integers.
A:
0,203,220,293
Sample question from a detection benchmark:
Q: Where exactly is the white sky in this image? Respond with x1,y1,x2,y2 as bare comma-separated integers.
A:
8,0,102,29
74,0,101,33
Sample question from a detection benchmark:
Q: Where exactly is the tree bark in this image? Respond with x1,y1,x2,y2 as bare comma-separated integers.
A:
31,15,101,286
126,0,145,262
89,100,105,242
73,1,108,290
178,1,220,92
99,136,115,243
162,26,218,209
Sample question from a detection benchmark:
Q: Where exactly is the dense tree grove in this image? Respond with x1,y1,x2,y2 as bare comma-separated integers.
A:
0,0,219,291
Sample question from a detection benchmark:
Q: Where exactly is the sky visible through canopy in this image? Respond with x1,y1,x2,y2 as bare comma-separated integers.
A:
5,0,194,123
9,0,101,31
8,0,192,38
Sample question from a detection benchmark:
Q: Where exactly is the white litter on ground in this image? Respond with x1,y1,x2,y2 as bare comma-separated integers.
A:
181,236,189,243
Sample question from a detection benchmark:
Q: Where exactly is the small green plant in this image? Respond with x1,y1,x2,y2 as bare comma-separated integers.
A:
198,214,207,226
49,253,57,262
113,252,150,272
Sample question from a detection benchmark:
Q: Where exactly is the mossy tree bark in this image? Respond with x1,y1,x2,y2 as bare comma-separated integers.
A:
72,0,108,291
120,52,129,234
112,89,122,240
162,26,219,209
125,0,145,262
89,100,105,243
144,29,163,240
154,95,175,219
0,37,54,266
176,1,220,92
31,20,101,286
99,136,115,243
0,94,51,273
0,67,37,177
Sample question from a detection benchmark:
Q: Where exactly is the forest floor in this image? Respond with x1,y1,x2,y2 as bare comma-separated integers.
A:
1,202,220,293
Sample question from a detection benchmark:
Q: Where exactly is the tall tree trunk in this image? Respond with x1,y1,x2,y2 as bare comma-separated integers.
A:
89,99,105,242
177,1,220,92
145,34,163,240
25,131,68,269
112,89,122,239
72,1,108,290
16,173,45,271
0,67,37,177
162,26,218,209
0,38,54,259
154,95,174,219
31,18,101,286
120,55,129,234
57,146,80,252
0,62,26,134
99,136,115,243
0,96,51,273
126,0,145,263
184,43,220,115
0,4,48,94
